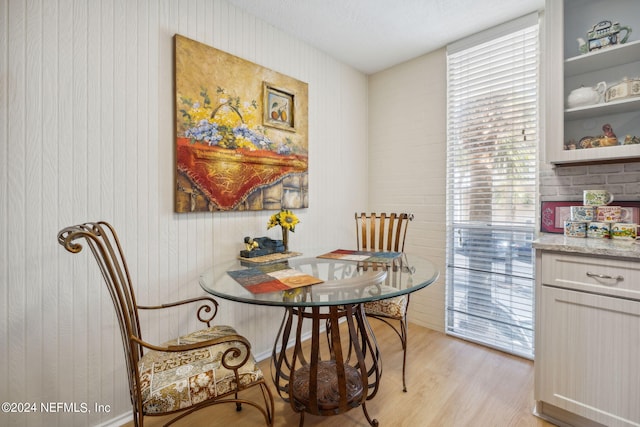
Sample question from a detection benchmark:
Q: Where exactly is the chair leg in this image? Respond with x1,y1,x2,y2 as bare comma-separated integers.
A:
362,402,379,427
370,313,409,392
400,316,408,392
234,391,242,411
133,409,143,427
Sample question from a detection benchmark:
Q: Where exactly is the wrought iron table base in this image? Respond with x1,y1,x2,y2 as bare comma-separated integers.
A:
271,304,381,426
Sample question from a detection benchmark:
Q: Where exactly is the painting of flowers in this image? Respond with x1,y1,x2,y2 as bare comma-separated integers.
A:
174,34,309,212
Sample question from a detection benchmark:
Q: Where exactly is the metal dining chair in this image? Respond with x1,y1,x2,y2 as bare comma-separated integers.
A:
57,221,274,426
355,212,413,392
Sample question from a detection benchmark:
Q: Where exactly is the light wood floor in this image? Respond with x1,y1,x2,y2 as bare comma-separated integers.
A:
123,322,554,427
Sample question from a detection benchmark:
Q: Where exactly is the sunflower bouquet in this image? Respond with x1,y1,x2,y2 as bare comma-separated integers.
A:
267,209,300,232
267,210,299,252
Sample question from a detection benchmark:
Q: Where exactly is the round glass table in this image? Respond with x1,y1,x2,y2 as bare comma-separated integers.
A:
199,252,439,426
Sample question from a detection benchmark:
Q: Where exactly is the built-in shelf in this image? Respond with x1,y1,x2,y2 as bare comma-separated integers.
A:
564,39,640,77
545,0,640,165
565,96,640,120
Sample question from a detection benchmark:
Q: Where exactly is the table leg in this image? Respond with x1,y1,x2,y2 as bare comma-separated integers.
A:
270,303,381,426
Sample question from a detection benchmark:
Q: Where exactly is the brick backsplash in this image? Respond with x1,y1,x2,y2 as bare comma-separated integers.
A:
540,161,640,202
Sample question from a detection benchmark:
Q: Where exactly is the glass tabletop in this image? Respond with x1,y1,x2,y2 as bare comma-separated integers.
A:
199,251,439,307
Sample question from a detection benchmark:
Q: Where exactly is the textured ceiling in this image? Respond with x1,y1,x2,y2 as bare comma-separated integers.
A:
226,0,544,74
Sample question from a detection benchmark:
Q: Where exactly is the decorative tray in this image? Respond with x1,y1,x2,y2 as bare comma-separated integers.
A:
238,251,302,265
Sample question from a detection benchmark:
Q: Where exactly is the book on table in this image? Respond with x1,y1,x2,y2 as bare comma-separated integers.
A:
228,262,322,294
317,249,401,263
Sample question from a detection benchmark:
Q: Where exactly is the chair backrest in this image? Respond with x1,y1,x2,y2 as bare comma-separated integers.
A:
57,222,142,402
355,213,413,252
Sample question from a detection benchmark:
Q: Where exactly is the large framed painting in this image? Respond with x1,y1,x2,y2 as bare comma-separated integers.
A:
174,34,309,212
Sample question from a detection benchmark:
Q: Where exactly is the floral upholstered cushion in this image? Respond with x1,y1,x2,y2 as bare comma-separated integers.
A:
364,293,407,319
138,325,264,414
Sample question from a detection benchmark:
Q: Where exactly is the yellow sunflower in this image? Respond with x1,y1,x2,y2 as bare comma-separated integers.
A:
267,209,300,232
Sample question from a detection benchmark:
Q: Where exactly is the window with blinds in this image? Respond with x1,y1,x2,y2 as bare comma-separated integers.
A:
445,15,538,359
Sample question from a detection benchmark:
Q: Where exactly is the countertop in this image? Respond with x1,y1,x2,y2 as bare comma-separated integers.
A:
533,233,640,259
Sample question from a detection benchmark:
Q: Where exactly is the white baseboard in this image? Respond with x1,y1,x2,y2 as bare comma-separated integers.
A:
93,411,132,427
253,328,313,361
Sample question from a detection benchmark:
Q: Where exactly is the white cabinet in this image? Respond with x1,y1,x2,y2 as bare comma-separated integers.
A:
534,251,640,427
544,0,640,164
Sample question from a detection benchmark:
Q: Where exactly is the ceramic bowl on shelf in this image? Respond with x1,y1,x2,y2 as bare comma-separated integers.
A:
567,82,607,108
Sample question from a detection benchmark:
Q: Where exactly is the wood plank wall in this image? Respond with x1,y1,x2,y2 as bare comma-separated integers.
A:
368,51,448,332
0,1,368,425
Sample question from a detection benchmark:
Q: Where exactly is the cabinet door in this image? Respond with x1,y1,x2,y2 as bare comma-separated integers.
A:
538,285,640,427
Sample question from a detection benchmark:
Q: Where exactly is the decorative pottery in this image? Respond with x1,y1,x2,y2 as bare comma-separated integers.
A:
577,37,589,54
564,220,587,237
605,77,640,102
587,222,611,239
570,206,595,222
623,135,640,145
583,190,614,206
596,206,622,222
586,20,631,52
611,223,638,240
567,82,607,108
578,136,619,148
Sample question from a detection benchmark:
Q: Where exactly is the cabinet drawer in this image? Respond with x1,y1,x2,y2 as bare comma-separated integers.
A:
541,252,640,300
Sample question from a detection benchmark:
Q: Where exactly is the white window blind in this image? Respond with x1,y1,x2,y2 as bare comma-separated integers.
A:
446,16,538,359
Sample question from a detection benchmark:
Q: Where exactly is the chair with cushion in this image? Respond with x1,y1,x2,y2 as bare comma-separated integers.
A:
355,212,413,392
57,221,274,426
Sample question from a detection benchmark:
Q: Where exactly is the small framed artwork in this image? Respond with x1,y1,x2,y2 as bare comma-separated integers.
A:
263,82,295,132
540,201,576,233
